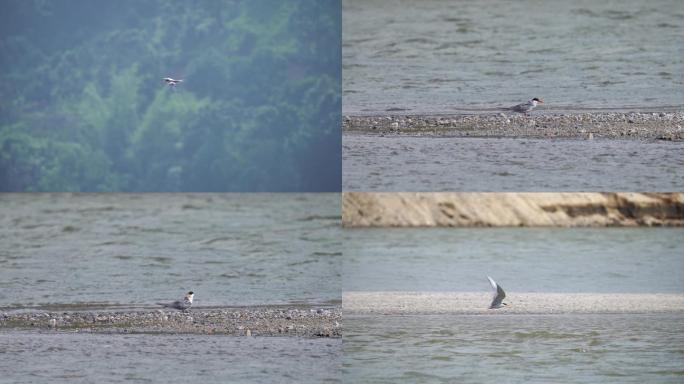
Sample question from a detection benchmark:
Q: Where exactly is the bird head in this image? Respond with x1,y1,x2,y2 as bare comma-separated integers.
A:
532,97,544,104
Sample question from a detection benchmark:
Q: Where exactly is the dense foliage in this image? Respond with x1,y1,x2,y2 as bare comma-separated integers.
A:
0,0,341,191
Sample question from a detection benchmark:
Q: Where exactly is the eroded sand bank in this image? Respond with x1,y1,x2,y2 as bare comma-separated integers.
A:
343,292,684,315
343,192,684,227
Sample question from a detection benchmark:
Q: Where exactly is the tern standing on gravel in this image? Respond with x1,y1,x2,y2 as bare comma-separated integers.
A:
505,97,544,115
159,291,194,311
487,276,507,309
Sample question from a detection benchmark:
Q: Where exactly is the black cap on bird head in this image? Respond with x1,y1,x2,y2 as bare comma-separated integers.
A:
532,97,544,103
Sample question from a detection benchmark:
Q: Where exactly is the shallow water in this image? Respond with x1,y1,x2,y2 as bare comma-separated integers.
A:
343,228,684,293
343,0,684,114
0,194,340,310
1,331,341,383
342,135,684,191
343,313,684,383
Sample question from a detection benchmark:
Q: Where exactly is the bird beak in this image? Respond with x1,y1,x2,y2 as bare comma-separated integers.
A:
538,99,544,103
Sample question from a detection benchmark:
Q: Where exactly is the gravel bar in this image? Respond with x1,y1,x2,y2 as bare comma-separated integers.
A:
0,306,341,338
343,292,684,315
343,111,684,140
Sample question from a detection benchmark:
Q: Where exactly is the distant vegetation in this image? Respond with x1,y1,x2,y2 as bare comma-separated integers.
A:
0,0,341,191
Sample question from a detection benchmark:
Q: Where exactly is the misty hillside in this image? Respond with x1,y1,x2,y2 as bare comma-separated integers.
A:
0,0,341,191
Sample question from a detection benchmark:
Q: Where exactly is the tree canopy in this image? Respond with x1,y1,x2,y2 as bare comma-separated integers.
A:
0,0,341,191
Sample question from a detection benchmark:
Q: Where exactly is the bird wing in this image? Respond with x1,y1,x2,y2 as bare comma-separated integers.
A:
496,284,506,302
487,276,506,308
487,276,498,291
509,102,527,112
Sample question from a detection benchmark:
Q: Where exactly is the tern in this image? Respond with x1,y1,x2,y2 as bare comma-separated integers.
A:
159,291,194,311
504,97,543,115
487,276,507,309
163,77,183,88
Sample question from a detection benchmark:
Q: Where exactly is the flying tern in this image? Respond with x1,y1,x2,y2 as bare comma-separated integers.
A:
163,77,183,89
487,276,507,309
159,291,194,310
504,97,543,115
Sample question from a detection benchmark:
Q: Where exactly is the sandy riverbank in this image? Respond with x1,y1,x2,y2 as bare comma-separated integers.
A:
0,306,341,337
343,292,684,315
343,192,684,227
343,111,684,140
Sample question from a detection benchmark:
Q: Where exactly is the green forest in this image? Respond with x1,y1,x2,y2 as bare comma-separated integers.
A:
0,0,340,191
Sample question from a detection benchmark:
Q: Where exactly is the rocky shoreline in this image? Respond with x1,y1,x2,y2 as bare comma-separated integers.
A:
0,306,341,338
342,111,684,140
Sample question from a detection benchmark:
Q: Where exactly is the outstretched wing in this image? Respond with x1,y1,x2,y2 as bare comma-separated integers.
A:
496,284,506,301
487,276,498,292
487,276,506,308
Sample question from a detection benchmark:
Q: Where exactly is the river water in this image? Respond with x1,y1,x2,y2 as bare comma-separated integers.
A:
343,0,684,114
1,331,341,383
343,135,684,191
343,227,684,293
0,193,341,310
343,313,684,383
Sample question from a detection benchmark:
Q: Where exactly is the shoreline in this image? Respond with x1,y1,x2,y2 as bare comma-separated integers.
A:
343,292,684,315
342,111,684,140
0,306,341,338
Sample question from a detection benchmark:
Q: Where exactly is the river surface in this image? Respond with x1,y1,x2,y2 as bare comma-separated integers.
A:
343,135,684,191
1,331,341,383
343,228,684,293
343,313,684,383
343,0,684,114
0,193,341,310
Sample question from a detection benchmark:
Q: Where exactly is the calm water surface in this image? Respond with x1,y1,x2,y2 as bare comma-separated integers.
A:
344,313,684,383
343,0,684,114
1,331,341,384
343,228,684,293
0,193,340,310
343,135,684,191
